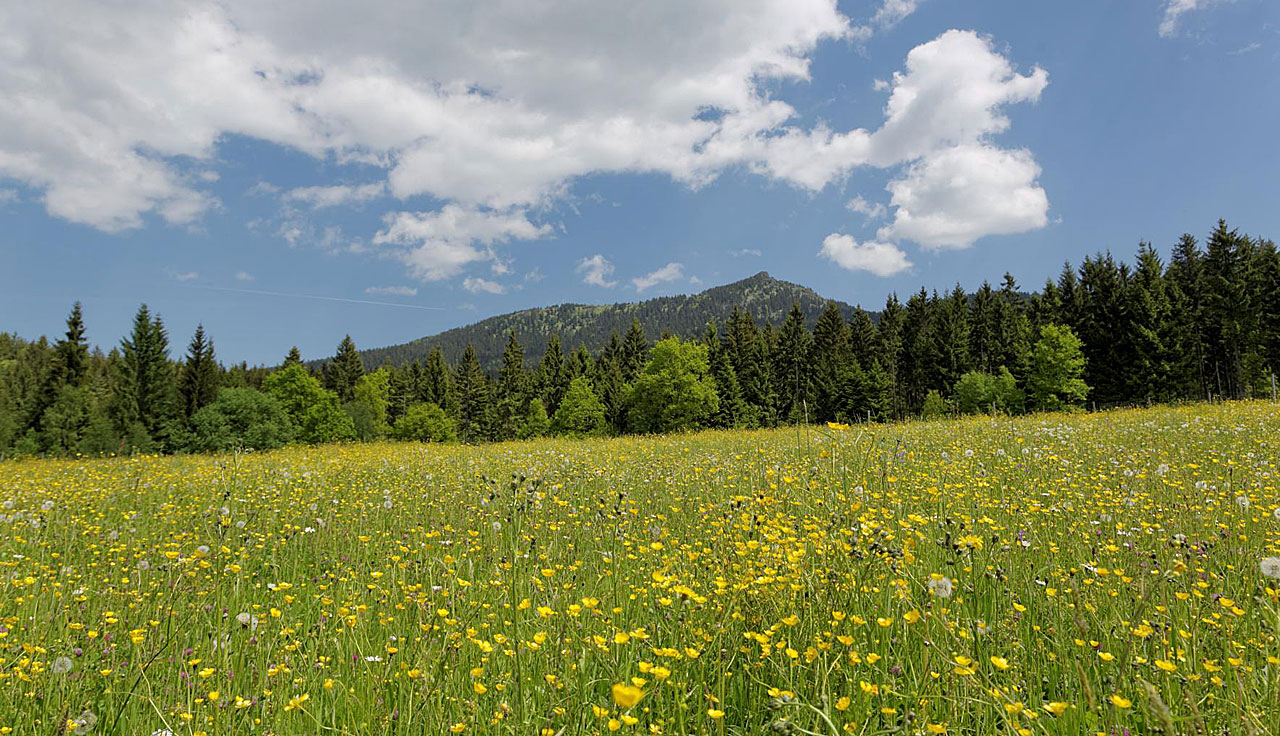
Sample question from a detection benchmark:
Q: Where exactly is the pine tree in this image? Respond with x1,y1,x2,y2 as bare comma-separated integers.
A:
849,308,877,372
421,347,457,416
900,289,935,413
1200,220,1249,399
1128,243,1173,402
1167,233,1207,398
325,335,364,402
771,303,811,422
52,302,89,389
930,285,972,395
995,274,1032,381
118,304,178,445
875,294,905,419
454,344,493,443
283,346,303,367
495,331,530,440
809,302,851,422
969,282,999,374
1076,253,1131,405
538,335,570,414
178,324,220,419
621,319,649,382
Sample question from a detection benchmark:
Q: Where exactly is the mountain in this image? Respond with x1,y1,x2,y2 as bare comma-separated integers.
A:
352,272,862,371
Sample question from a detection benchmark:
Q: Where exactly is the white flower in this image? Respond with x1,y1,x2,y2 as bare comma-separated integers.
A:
1156,463,1170,476
1273,508,1280,521
50,656,73,674
1261,557,1280,580
1236,496,1250,509
236,612,258,630
928,576,953,598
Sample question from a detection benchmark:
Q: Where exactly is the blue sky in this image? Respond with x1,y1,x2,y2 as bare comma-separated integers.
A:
2,0,1277,365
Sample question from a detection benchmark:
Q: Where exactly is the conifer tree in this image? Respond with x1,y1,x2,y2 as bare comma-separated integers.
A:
325,335,364,402
874,294,905,419
538,335,569,414
771,303,811,422
52,302,89,389
809,302,851,421
454,344,493,443
621,319,649,382
283,346,303,367
421,346,457,416
969,282,1000,374
178,324,220,419
930,285,972,395
495,331,530,440
117,304,178,445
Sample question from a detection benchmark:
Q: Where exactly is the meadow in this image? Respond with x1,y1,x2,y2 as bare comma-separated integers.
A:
0,402,1277,736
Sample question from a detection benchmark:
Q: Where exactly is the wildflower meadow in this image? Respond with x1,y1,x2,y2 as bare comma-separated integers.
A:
1,401,1278,735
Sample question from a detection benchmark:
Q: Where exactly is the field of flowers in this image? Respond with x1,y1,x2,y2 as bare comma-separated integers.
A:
0,402,1278,735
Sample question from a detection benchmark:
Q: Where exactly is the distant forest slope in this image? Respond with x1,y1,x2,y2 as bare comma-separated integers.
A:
354,272,861,371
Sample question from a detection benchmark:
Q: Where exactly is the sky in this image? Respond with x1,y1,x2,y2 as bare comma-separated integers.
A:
2,0,1278,366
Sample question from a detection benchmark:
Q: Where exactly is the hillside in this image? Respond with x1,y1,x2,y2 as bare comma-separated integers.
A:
354,272,861,370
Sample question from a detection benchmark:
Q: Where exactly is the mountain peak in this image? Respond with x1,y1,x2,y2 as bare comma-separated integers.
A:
354,273,858,371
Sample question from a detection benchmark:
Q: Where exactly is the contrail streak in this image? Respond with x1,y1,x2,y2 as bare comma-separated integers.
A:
179,284,448,311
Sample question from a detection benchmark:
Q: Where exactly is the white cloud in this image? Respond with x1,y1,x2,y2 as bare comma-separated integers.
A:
283,182,385,209
847,196,887,219
462,277,506,295
576,254,618,288
1158,0,1225,37
365,285,418,296
372,204,551,281
235,271,255,281
171,270,200,282
632,262,685,292
879,143,1048,250
0,4,1049,280
731,248,763,257
819,234,911,277
524,267,545,283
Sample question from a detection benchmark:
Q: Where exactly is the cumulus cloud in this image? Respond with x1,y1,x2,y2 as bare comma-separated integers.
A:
283,182,385,209
878,144,1048,249
819,235,912,277
365,285,418,296
462,277,506,295
632,262,685,292
372,205,551,281
576,254,618,288
0,3,1049,281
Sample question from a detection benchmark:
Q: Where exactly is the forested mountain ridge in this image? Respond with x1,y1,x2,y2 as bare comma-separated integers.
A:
354,271,860,371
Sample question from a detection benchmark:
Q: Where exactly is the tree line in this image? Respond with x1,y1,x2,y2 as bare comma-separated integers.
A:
1,220,1276,457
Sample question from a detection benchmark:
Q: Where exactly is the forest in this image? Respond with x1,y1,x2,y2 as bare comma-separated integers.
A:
1,220,1276,457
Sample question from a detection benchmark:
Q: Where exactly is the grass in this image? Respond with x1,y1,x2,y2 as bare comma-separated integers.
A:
0,401,1277,735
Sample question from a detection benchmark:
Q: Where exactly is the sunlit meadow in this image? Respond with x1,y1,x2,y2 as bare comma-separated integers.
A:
1,402,1278,735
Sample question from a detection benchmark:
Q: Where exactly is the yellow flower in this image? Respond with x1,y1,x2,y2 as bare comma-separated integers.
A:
612,683,644,708
927,725,947,734
1155,659,1177,672
835,696,851,711
1043,702,1068,716
1109,695,1132,709
990,656,1010,671
707,709,725,719
450,723,466,733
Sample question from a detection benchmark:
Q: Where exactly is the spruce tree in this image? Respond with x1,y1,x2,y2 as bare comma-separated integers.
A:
495,331,530,440
875,294,905,419
178,324,220,419
283,346,303,367
421,347,457,416
538,335,569,414
118,304,178,445
52,302,90,388
809,302,851,422
454,344,493,443
621,319,649,382
995,274,1032,381
772,304,812,422
929,285,972,396
969,282,999,374
325,335,364,402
